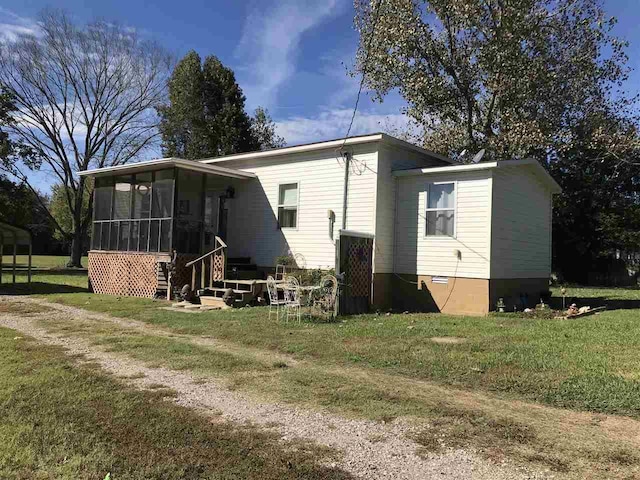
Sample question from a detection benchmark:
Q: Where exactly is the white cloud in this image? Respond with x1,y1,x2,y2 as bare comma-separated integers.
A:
275,108,420,146
235,0,345,111
0,8,41,42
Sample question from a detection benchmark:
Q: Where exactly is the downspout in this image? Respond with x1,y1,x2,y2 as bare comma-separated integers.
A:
392,174,398,278
342,152,351,230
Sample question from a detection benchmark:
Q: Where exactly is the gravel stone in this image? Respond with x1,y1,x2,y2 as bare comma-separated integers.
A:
0,296,552,480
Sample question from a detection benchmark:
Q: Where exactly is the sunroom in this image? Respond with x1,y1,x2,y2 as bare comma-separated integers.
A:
80,158,256,297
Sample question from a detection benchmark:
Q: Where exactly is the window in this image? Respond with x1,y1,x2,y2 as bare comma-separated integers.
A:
278,183,298,229
94,177,113,220
91,169,174,252
426,182,455,237
132,172,151,219
113,176,133,220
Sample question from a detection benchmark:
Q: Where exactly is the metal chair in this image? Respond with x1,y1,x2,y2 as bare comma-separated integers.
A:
275,264,286,281
283,275,302,323
266,276,286,321
313,275,338,320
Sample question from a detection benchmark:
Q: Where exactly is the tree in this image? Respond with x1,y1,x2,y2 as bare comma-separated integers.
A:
250,107,286,151
353,0,631,161
0,10,173,267
0,175,62,254
550,110,640,282
0,90,12,159
156,51,206,159
50,182,91,244
158,51,259,159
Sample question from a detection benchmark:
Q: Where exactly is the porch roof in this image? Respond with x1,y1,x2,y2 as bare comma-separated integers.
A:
79,158,257,180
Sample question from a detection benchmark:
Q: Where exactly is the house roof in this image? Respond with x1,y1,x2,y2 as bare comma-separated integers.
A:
78,158,256,179
198,133,455,165
392,158,562,193
0,221,31,245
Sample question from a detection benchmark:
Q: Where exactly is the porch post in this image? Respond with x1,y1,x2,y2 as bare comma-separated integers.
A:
199,173,206,254
170,167,178,253
12,231,17,284
0,231,4,285
28,239,32,285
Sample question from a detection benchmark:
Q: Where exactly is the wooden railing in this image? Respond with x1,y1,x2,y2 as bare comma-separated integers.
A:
186,236,227,291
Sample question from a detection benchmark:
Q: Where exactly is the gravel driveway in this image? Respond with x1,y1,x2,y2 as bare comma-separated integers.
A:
0,296,550,480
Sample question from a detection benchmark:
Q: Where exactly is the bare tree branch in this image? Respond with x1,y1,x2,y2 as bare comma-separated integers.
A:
0,9,173,265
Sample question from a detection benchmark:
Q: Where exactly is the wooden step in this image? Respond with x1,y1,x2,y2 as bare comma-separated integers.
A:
199,297,230,309
157,262,168,290
201,287,252,295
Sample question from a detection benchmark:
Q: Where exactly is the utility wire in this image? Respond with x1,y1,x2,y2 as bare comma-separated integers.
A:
336,0,384,175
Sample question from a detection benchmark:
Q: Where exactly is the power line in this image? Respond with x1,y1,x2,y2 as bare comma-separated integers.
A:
336,0,384,176
341,0,384,149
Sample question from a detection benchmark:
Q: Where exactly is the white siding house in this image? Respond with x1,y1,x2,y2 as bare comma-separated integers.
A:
203,142,380,270
82,133,561,314
490,164,554,279
391,159,560,313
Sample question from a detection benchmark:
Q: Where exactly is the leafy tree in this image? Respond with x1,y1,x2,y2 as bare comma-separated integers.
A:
353,0,631,161
157,51,207,159
0,89,60,252
355,0,640,282
0,10,173,267
158,51,261,158
49,183,91,245
550,111,640,282
0,175,62,254
250,107,286,151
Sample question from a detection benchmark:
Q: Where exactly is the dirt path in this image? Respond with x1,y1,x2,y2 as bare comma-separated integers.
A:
0,296,547,480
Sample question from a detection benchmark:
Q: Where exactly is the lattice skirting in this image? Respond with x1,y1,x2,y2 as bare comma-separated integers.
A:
347,238,373,297
89,252,158,298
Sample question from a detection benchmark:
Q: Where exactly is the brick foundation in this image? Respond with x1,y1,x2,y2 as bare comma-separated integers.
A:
372,273,550,315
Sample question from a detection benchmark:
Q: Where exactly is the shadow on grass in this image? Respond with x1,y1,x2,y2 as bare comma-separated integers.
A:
550,295,640,311
0,282,88,295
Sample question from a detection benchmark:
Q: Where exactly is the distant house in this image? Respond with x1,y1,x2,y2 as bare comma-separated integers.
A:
80,133,561,315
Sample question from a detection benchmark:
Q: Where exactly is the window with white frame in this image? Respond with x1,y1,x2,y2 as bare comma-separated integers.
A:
426,182,455,236
278,183,298,228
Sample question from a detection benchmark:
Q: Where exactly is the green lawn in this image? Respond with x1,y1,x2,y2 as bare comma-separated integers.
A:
0,326,350,480
3,274,640,476
1,254,88,270
8,272,640,418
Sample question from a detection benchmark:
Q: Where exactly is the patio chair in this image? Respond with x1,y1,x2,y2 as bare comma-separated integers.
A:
283,275,302,323
312,275,338,320
275,264,286,281
266,276,286,321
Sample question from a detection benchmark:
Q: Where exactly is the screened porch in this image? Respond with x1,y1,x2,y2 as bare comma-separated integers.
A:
82,158,256,257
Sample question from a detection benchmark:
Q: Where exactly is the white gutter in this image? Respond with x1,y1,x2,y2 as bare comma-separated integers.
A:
78,158,257,179
392,161,498,176
392,158,561,193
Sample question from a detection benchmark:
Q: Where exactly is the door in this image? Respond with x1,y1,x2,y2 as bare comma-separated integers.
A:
336,231,374,315
204,191,227,250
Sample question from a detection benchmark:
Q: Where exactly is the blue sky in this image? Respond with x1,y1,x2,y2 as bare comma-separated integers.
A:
1,0,639,189
0,0,414,149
